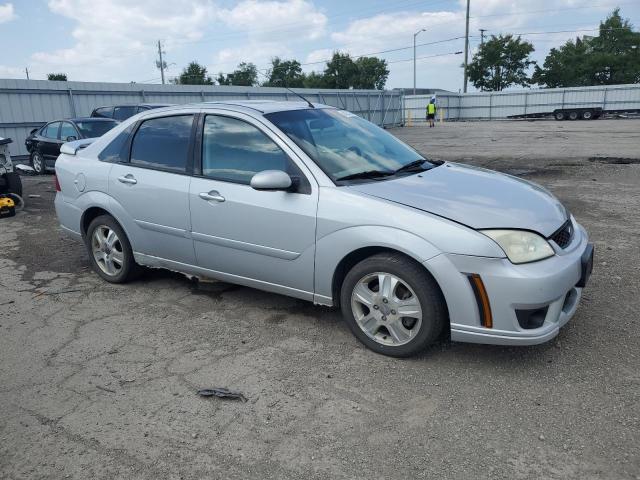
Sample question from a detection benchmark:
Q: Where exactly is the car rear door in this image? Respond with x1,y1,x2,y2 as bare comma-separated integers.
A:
188,112,318,298
108,113,196,265
40,122,62,160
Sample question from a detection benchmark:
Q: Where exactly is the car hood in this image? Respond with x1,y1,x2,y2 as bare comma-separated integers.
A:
347,162,568,237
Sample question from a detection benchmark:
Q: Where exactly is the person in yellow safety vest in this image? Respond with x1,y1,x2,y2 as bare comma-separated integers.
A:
426,100,437,128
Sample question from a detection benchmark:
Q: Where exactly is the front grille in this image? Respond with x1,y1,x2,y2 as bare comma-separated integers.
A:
550,220,574,249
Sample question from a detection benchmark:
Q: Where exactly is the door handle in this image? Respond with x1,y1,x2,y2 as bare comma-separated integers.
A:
199,191,225,202
118,174,137,185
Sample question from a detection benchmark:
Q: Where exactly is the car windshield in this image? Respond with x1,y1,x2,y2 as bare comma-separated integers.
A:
265,108,434,182
75,120,117,138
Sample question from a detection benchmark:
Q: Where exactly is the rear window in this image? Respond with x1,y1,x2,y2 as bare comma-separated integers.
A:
75,120,117,138
93,107,113,118
113,106,137,121
130,115,193,173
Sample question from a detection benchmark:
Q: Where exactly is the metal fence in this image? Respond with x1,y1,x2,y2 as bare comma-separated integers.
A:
403,83,640,123
0,79,403,157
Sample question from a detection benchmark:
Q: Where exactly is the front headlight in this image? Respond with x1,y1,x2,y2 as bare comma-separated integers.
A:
481,229,554,264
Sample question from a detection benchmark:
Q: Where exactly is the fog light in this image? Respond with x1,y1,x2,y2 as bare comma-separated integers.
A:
515,307,548,329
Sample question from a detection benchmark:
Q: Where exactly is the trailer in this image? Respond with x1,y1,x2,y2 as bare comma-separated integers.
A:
508,107,640,121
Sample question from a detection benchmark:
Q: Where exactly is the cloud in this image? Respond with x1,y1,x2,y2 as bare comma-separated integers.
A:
217,0,327,41
30,0,215,81
0,65,24,78
207,0,327,74
0,2,16,23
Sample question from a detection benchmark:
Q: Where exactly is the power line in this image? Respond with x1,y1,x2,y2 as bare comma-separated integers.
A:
470,1,637,19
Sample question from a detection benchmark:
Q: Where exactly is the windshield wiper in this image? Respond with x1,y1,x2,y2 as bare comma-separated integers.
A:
394,159,430,174
335,170,395,181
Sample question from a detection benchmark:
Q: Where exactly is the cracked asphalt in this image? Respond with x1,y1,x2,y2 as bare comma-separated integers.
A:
1,119,639,479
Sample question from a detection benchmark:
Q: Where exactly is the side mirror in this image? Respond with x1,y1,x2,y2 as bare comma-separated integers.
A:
250,170,292,191
66,136,77,142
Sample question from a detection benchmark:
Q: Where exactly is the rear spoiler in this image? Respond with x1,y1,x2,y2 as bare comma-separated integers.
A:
60,138,97,155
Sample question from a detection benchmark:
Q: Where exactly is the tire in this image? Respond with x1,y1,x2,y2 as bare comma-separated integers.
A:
340,252,447,357
30,151,45,175
85,214,139,283
554,111,565,121
581,110,593,120
5,172,22,197
568,111,579,121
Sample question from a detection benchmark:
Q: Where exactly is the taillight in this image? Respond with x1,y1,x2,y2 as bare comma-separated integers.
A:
54,174,61,192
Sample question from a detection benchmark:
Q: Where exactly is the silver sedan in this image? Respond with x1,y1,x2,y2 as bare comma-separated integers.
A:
54,101,594,357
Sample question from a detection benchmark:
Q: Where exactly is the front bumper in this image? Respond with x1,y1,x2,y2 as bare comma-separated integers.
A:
425,220,592,346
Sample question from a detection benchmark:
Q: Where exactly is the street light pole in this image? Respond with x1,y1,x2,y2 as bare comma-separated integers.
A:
413,28,426,96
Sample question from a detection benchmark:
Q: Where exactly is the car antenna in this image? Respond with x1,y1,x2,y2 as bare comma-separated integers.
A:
256,69,314,108
279,81,315,109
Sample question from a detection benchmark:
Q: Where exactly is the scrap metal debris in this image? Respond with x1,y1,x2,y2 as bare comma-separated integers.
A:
197,388,247,402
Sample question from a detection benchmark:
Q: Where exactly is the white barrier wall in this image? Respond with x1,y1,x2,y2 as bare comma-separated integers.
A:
404,84,640,123
0,79,403,157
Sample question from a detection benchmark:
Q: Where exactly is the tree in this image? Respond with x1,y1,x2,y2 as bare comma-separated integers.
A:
589,9,640,85
174,62,213,85
217,62,258,86
47,73,67,81
322,52,359,89
467,34,535,91
354,56,389,90
264,57,305,87
302,71,326,88
533,9,640,87
532,37,592,88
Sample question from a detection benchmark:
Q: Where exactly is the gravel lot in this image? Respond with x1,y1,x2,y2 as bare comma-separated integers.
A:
1,119,639,479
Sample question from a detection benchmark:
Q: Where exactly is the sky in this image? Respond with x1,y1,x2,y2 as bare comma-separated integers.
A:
0,0,638,91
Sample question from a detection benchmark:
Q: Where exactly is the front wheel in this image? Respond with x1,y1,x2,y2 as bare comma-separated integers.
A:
85,215,139,283
340,253,447,357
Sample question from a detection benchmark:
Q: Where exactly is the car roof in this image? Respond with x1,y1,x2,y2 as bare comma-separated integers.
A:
94,103,173,108
69,117,118,122
200,100,329,114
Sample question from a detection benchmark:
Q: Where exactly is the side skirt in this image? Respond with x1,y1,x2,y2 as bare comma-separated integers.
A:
133,252,318,304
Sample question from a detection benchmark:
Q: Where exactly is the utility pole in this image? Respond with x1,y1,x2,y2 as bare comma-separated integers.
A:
463,0,470,93
413,28,426,96
25,67,29,80
480,28,487,45
157,40,165,85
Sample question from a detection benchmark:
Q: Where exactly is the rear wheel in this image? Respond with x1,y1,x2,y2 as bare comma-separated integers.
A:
340,252,447,357
30,151,45,174
554,111,565,121
581,110,593,120
568,111,579,121
85,215,139,283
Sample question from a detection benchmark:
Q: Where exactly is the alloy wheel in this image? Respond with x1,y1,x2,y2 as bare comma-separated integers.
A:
91,225,125,276
32,152,43,173
350,272,423,347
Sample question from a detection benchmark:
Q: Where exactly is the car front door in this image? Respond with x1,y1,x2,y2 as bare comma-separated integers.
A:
108,113,196,265
189,112,318,299
60,122,79,142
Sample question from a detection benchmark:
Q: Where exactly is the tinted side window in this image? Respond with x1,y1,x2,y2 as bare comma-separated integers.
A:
98,124,134,163
113,106,137,121
43,122,60,139
130,115,193,172
60,122,78,140
202,115,291,184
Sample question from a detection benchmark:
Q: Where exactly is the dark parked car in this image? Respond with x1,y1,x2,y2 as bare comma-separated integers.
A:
25,117,117,174
91,103,173,122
